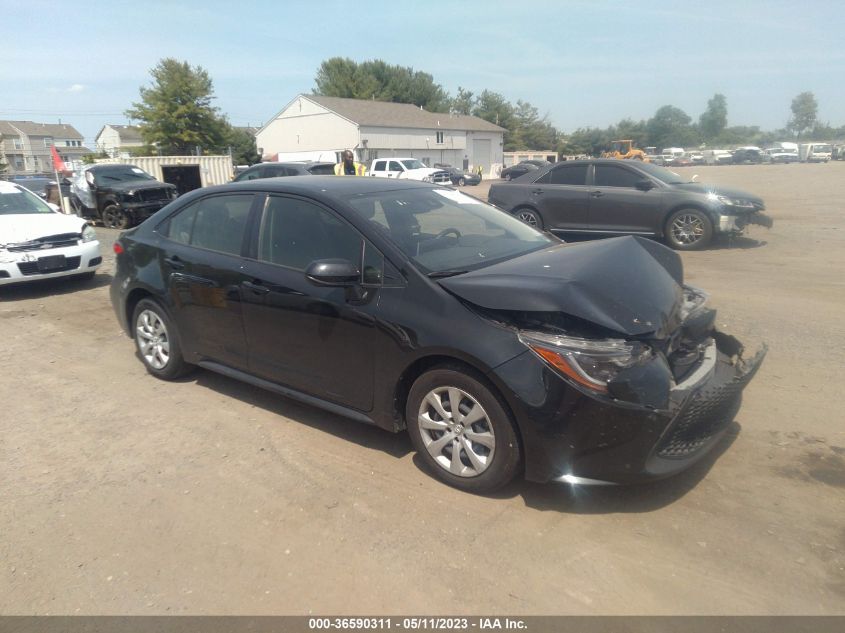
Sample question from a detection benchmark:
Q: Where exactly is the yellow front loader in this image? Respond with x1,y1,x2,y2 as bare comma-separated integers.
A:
602,140,647,160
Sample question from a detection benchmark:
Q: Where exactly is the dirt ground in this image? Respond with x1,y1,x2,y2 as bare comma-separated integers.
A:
1,163,844,615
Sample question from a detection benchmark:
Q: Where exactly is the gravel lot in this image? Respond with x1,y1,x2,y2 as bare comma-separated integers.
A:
2,163,844,615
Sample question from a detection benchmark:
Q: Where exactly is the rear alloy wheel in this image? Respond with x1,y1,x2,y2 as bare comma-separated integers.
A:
407,367,521,493
458,177,466,186
102,204,131,230
132,298,192,380
516,207,543,229
504,173,512,181
665,208,713,250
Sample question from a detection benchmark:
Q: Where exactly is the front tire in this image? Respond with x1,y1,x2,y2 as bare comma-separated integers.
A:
132,298,192,380
515,207,543,229
458,177,466,187
102,204,131,230
406,367,521,493
665,208,713,250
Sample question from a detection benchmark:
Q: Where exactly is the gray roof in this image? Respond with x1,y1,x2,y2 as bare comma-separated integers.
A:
95,124,144,143
306,95,506,133
0,120,83,139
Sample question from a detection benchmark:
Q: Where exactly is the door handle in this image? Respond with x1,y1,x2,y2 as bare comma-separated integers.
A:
164,256,185,270
590,190,604,198
242,280,270,295
531,189,544,195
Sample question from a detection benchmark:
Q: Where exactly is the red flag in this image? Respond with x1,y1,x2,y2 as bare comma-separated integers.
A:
50,144,66,172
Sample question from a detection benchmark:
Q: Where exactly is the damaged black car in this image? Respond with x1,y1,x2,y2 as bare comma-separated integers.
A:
110,177,765,493
71,164,178,229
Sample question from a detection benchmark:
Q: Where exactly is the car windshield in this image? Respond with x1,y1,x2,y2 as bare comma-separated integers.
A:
92,166,156,184
633,161,689,184
345,187,554,274
400,159,425,170
0,185,55,215
815,144,832,152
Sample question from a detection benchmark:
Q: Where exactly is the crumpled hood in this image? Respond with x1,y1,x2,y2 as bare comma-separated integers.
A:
107,179,176,193
0,213,86,245
439,236,685,338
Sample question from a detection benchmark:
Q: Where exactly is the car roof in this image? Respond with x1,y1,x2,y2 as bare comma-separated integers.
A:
199,175,437,198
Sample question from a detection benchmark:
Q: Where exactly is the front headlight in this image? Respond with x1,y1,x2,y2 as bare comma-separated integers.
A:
519,331,652,394
707,192,756,209
81,224,97,242
422,175,432,183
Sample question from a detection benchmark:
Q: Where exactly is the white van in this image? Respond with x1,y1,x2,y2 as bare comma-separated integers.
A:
369,158,451,184
799,143,832,163
702,149,733,165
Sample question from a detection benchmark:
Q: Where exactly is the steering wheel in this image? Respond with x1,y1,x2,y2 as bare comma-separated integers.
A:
434,228,462,240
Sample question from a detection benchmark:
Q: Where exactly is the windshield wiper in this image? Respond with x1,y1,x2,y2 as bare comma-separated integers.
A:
428,270,469,278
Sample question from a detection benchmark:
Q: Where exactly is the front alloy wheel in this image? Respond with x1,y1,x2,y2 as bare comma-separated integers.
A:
102,204,131,230
418,387,495,477
666,209,713,250
407,367,521,492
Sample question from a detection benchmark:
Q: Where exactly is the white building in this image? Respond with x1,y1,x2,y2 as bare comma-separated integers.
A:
94,124,145,158
256,95,506,176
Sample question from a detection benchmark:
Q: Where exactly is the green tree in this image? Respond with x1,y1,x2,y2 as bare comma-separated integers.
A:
472,90,519,148
787,91,818,139
699,93,728,141
313,57,449,112
227,127,261,165
449,87,475,115
126,58,231,155
647,105,697,149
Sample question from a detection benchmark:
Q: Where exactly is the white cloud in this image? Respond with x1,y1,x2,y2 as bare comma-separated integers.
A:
67,84,85,93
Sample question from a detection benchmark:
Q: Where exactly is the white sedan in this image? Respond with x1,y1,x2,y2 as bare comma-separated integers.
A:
0,181,101,286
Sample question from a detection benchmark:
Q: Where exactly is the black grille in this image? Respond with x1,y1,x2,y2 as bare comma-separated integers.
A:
431,170,451,184
17,256,81,276
657,361,757,459
7,233,80,252
136,188,172,203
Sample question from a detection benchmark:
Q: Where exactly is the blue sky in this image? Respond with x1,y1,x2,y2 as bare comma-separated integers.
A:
3,0,844,144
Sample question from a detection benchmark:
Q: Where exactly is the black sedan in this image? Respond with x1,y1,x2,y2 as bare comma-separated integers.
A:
488,159,772,250
233,161,336,181
500,160,551,181
441,167,481,186
731,148,767,165
110,177,764,492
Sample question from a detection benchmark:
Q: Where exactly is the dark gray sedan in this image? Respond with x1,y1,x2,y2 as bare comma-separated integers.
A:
488,159,772,250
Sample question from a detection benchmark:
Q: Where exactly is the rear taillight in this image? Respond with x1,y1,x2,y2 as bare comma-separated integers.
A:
113,242,124,255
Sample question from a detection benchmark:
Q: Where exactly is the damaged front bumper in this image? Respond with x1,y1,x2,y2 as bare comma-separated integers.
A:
491,329,766,484
719,211,774,234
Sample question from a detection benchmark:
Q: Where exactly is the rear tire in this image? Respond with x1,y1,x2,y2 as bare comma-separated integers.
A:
132,298,193,380
458,177,466,186
665,208,713,250
406,366,521,493
515,207,543,230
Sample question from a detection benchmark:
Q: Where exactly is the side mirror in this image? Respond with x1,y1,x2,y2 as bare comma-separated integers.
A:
635,179,655,191
306,259,361,287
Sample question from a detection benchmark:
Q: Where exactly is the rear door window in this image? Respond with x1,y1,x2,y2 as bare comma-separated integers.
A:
549,164,588,186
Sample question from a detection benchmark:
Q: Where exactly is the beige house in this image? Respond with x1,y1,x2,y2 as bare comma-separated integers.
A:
256,95,506,175
94,124,145,158
0,120,90,174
